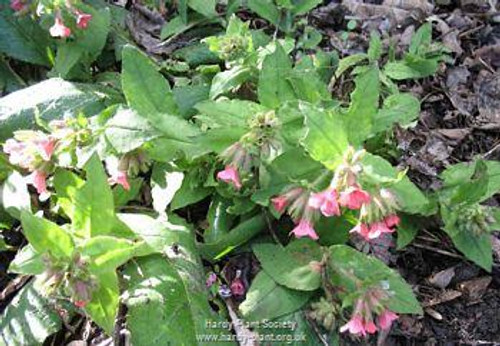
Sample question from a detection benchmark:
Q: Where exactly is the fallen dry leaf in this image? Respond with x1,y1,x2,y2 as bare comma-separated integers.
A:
458,276,492,301
427,266,456,289
422,289,462,307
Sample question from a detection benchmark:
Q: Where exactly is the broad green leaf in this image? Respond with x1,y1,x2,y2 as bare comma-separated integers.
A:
172,84,210,118
253,239,322,291
160,16,186,40
335,53,368,78
247,0,280,25
113,177,143,207
343,66,379,146
198,214,267,260
80,236,140,273
53,169,85,220
8,244,44,275
195,99,267,128
396,215,419,250
203,198,234,243
409,23,432,56
373,93,420,134
0,78,117,141
105,107,161,154
301,103,349,170
240,271,313,321
21,211,74,259
122,45,200,141
258,43,295,109
72,154,115,238
170,174,212,210
209,66,253,99
188,0,217,17
124,255,229,345
0,12,52,66
0,279,61,345
451,231,492,272
384,57,439,80
1,171,31,219
328,245,422,314
85,270,120,335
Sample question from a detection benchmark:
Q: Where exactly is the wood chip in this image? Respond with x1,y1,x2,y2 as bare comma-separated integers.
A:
425,307,443,321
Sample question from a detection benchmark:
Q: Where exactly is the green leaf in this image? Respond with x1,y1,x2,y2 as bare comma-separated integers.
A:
335,53,368,78
0,78,117,141
0,12,52,66
122,45,200,142
188,0,217,18
9,244,44,275
85,270,120,335
203,198,234,243
105,107,161,154
53,169,85,220
343,66,380,146
72,154,115,238
198,214,267,261
170,174,211,210
328,245,422,314
372,93,420,134
384,57,439,80
301,102,349,170
240,271,313,321
451,231,492,272
160,16,186,40
0,279,62,345
21,211,74,259
253,239,322,291
209,66,253,99
80,236,140,273
124,254,230,345
195,99,267,128
258,43,296,109
247,0,280,25
368,31,382,62
292,0,322,15
396,215,420,249
172,84,210,118
409,23,432,56
1,171,31,219
113,177,143,207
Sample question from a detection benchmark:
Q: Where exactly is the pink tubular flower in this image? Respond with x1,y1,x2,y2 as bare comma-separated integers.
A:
309,187,341,217
10,0,24,11
377,309,398,330
384,214,400,228
28,171,48,195
349,223,370,240
271,195,288,213
217,165,242,190
35,138,56,161
3,139,29,166
74,300,87,308
230,278,246,296
340,315,366,336
290,219,319,240
108,171,130,190
339,185,371,210
369,221,395,239
50,17,71,38
75,11,92,29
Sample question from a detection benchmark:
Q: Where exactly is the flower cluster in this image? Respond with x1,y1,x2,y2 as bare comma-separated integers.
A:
3,130,56,198
10,0,92,39
217,111,281,191
340,285,398,336
269,147,402,242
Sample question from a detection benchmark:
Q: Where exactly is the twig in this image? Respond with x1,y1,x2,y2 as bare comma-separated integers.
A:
412,242,464,260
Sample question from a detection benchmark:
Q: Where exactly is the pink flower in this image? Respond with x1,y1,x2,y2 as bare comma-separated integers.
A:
364,320,378,334
3,139,29,166
384,214,400,228
339,186,371,210
349,223,370,240
271,195,288,213
377,309,398,330
50,17,71,38
75,11,92,29
206,273,217,288
230,278,246,296
35,138,55,161
290,219,319,240
309,187,341,217
369,221,395,239
10,0,25,11
108,171,130,190
28,171,48,195
74,300,87,308
340,315,366,336
217,165,242,190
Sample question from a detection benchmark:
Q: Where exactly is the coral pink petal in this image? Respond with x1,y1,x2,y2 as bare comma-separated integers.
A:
340,316,366,336
385,214,400,228
50,18,71,38
217,166,242,190
29,171,48,195
271,196,288,213
364,320,378,334
109,171,130,190
377,310,398,330
290,219,319,240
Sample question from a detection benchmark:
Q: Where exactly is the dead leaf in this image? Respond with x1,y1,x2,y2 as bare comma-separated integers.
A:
383,0,434,12
474,44,500,69
427,267,456,289
474,71,500,126
425,307,443,320
422,289,462,307
458,276,492,301
435,129,471,142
